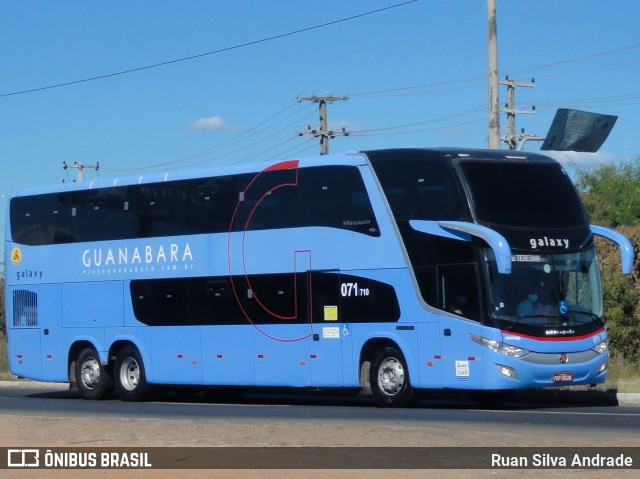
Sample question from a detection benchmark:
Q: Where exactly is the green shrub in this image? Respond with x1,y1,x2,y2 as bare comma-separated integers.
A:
578,158,640,363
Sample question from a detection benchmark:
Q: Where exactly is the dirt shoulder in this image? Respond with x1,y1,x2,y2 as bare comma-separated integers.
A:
1,383,638,479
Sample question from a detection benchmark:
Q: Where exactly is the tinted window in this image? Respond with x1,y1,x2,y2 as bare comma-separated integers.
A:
438,263,480,321
372,159,467,221
10,165,380,245
236,166,379,236
130,272,400,326
459,161,588,228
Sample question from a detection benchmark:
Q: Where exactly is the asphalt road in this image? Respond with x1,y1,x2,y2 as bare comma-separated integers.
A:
1,381,639,443
2,382,639,478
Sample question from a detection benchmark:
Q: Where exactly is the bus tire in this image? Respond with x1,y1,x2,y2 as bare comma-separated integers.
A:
75,347,113,400
114,345,150,402
370,346,414,407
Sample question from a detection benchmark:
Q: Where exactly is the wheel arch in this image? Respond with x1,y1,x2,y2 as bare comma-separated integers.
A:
108,340,139,363
359,337,408,396
107,337,152,383
68,340,102,388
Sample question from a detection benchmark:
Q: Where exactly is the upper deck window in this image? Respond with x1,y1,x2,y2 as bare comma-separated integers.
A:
372,159,467,221
9,165,380,245
458,160,588,228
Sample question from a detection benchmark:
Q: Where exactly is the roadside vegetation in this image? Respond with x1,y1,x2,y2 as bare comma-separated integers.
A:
0,159,639,390
0,332,10,381
0,276,12,380
576,158,640,391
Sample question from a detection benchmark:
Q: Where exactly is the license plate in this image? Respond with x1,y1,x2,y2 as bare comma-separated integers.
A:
552,372,573,383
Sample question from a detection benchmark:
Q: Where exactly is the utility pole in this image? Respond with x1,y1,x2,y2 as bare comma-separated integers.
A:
499,76,545,150
298,94,349,155
487,0,501,149
63,161,100,182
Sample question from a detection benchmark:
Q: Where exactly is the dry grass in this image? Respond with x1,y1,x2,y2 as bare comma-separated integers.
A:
605,353,640,393
0,331,17,380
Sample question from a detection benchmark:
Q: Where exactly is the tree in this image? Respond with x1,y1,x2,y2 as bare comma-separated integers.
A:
0,276,4,337
576,158,640,228
576,159,640,361
596,230,640,360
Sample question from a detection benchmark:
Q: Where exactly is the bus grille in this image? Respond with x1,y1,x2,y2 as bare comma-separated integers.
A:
13,290,38,327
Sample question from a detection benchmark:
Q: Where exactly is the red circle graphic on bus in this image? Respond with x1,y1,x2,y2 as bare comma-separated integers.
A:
227,160,313,342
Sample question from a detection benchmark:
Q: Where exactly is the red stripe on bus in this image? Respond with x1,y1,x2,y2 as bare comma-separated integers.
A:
501,328,604,342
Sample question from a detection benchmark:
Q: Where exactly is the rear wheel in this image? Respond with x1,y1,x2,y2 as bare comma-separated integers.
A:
370,346,414,407
114,345,150,402
75,347,113,400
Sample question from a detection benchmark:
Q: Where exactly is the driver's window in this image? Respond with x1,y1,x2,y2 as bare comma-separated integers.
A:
438,264,480,321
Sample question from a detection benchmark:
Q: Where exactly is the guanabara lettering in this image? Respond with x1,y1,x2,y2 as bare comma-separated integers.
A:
82,243,193,267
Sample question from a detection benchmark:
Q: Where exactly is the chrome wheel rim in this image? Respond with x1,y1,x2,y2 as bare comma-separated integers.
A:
80,357,101,390
377,357,405,396
119,357,140,391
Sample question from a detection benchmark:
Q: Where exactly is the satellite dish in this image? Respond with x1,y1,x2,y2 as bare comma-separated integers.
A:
541,108,617,153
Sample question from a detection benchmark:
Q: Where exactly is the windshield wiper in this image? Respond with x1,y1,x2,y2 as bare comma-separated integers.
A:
503,311,604,331
503,314,558,331
565,310,605,327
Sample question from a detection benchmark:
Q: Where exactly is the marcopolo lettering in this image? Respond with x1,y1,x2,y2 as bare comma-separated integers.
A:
82,243,193,268
529,237,569,249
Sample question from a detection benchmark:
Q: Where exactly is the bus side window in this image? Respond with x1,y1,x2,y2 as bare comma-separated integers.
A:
301,166,380,236
438,264,480,320
414,267,437,307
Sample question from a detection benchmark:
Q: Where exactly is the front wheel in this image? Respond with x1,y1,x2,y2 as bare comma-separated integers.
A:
114,345,150,402
75,347,113,400
370,346,414,407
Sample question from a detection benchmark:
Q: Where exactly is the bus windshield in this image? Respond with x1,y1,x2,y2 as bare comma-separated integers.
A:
486,249,603,332
459,160,588,228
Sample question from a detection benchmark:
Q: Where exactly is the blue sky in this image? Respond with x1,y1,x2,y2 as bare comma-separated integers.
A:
1,0,639,260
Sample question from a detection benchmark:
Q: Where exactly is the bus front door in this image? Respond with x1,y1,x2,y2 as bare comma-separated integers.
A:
308,270,346,387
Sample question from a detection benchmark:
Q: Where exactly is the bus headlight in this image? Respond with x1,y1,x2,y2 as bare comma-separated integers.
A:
470,335,531,359
592,341,608,355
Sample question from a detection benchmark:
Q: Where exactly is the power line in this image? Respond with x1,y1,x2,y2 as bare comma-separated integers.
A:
534,92,640,108
349,105,486,134
242,136,317,165
505,43,640,77
101,102,315,172
233,136,301,165
177,110,316,170
347,43,640,100
532,57,640,81
0,1,418,99
349,84,484,100
349,117,485,137
348,75,486,98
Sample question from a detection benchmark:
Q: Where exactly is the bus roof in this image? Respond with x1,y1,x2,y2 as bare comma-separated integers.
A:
9,147,559,198
9,151,369,198
362,147,558,164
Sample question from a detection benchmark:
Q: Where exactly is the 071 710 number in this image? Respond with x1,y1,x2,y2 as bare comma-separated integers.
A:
340,282,370,297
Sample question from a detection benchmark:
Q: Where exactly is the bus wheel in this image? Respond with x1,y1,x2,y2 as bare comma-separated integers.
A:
370,346,414,407
115,345,150,402
75,348,113,400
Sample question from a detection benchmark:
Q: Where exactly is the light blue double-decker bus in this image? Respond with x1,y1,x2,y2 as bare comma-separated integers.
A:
4,148,633,407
